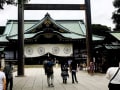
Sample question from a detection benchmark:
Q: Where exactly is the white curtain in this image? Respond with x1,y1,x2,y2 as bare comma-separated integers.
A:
24,44,73,57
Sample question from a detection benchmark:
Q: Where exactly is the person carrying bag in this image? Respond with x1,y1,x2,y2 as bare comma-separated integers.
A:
106,67,120,90
3,62,13,90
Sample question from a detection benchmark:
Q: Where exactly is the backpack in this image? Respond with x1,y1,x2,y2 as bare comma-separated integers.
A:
46,61,54,75
3,66,13,79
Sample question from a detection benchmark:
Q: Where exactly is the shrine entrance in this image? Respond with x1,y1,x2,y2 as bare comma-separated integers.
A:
25,53,71,65
17,0,92,76
24,44,73,65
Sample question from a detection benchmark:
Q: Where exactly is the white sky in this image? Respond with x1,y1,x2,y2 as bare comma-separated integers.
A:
0,0,115,29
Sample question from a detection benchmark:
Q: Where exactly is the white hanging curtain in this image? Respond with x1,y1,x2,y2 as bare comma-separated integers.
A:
24,44,73,57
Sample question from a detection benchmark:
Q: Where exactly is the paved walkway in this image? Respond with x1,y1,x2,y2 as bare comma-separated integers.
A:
12,67,109,90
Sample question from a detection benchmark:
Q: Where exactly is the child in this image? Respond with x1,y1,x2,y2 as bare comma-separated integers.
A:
61,64,69,84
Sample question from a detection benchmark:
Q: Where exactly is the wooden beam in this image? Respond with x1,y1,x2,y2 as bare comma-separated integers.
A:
18,2,25,76
85,0,93,67
24,4,86,10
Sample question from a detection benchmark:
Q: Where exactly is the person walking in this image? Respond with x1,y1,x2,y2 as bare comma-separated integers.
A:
45,58,55,87
61,61,69,84
106,63,120,90
70,60,78,84
3,62,13,90
43,59,48,75
89,62,95,75
0,64,6,90
68,59,72,68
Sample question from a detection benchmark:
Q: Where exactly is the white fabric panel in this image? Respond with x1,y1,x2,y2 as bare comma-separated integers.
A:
24,44,73,57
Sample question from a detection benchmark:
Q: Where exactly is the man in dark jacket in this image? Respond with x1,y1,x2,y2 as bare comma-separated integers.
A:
70,60,78,84
3,62,13,90
45,58,55,87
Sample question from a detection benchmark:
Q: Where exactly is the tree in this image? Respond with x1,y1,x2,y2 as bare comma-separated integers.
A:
112,0,120,31
0,0,5,9
0,0,30,9
92,24,111,36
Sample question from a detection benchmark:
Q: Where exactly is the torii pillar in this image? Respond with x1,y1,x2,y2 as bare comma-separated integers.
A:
17,0,24,76
85,0,93,67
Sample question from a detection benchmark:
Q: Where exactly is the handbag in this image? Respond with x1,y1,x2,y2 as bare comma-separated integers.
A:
108,68,120,88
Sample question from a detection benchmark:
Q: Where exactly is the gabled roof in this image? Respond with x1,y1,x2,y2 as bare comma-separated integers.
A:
110,32,120,41
1,13,104,41
105,44,120,49
0,34,9,42
25,13,72,34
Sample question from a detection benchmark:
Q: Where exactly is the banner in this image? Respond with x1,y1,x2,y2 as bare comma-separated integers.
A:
24,44,73,57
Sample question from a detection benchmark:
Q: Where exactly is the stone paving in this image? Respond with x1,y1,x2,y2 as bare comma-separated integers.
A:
12,67,109,90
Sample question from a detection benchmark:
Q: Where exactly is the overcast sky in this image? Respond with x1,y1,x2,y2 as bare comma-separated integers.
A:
0,0,115,29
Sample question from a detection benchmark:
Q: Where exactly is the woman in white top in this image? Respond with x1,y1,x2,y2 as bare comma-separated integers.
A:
0,67,6,90
106,64,120,90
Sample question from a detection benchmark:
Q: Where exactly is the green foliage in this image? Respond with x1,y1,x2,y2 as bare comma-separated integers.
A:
0,0,5,9
92,24,111,36
0,0,30,9
112,0,120,31
113,0,120,8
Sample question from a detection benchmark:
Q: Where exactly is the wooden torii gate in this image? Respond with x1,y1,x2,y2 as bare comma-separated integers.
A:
18,0,93,76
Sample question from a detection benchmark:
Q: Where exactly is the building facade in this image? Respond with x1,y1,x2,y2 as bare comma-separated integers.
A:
0,13,109,72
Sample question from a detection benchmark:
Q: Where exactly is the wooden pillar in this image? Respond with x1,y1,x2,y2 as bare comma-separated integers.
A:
17,0,24,76
85,0,93,67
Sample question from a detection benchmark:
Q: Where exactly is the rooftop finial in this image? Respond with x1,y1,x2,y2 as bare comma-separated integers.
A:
45,13,50,17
